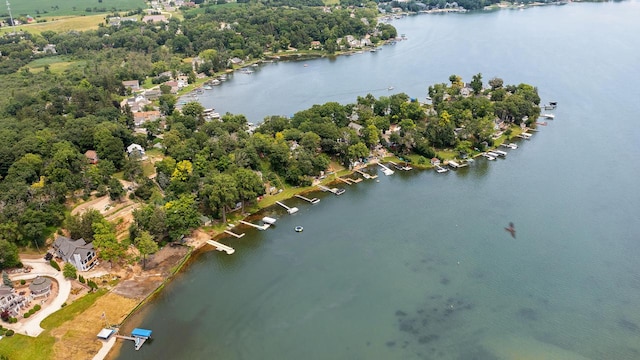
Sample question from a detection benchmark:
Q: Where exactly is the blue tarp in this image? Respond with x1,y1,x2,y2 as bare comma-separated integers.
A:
132,328,152,338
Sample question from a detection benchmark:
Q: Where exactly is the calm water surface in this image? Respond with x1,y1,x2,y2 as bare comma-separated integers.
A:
118,3,640,359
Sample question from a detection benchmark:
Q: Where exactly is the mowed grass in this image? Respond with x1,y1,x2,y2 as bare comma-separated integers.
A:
1,0,146,17
0,289,108,360
25,56,85,74
0,14,107,35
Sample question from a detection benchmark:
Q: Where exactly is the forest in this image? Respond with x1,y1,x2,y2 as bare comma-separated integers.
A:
0,1,541,269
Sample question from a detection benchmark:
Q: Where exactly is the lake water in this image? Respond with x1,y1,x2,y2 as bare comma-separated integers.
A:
117,2,640,359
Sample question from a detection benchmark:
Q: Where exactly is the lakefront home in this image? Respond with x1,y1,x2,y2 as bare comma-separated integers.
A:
0,285,28,317
52,236,98,272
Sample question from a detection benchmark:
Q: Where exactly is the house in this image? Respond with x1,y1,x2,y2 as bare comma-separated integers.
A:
29,276,52,299
85,150,99,164
163,81,179,94
0,285,28,317
127,143,145,157
310,41,322,50
52,236,98,272
430,157,441,166
43,44,57,54
122,80,140,92
229,57,244,66
144,89,162,100
142,14,168,23
133,111,161,127
348,122,364,135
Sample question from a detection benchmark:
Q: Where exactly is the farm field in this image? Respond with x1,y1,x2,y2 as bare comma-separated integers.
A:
0,14,107,34
0,0,146,17
25,56,85,74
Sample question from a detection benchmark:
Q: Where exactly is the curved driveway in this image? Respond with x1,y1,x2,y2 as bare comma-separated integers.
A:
6,258,71,337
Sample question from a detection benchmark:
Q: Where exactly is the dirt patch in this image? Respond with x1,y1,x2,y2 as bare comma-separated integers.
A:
111,245,190,300
51,293,138,360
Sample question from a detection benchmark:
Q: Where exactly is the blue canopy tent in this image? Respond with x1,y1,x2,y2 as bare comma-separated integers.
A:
131,328,152,339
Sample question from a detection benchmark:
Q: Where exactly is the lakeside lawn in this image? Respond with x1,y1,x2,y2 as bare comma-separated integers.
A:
0,289,108,360
1,0,146,17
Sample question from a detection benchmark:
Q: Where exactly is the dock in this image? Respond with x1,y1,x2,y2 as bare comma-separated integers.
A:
355,170,377,179
389,161,413,171
115,328,152,351
447,160,468,169
337,177,362,185
482,153,496,160
518,133,532,140
295,194,320,204
318,184,346,195
486,151,500,158
276,201,299,214
378,163,395,176
493,150,507,157
239,220,270,230
206,239,235,254
224,230,245,238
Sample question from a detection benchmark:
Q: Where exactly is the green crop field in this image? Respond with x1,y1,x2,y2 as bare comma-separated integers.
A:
1,0,147,17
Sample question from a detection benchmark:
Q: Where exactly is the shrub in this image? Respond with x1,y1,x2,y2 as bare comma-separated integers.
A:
34,304,41,311
61,302,67,307
49,260,61,271
28,309,35,315
78,275,85,284
20,279,26,285
10,317,17,323
24,313,30,318
5,329,14,336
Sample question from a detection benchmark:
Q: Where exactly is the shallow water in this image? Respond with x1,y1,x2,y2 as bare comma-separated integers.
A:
118,2,640,359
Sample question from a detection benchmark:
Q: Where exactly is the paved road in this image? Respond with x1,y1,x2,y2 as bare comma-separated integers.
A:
6,258,72,337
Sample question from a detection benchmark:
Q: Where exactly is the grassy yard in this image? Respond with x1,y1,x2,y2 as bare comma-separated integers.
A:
25,56,85,74
1,0,146,17
0,289,108,360
0,14,107,35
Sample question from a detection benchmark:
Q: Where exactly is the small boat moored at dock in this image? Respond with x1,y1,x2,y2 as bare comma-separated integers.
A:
435,165,449,173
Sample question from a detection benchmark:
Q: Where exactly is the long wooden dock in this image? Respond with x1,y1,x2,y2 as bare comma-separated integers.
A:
295,194,320,204
114,336,147,350
206,240,235,254
355,170,377,179
276,201,299,214
318,185,345,195
239,220,270,230
224,230,245,238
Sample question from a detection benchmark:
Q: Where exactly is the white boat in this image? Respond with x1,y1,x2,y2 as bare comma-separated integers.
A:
482,153,496,160
210,79,221,86
542,113,555,119
507,143,518,149
203,85,213,90
388,86,394,90
435,165,449,173
493,150,507,157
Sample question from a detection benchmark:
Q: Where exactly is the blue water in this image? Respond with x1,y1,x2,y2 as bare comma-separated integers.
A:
118,2,640,359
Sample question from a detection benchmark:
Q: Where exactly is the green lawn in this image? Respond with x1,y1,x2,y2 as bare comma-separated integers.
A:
2,0,146,17
25,56,85,74
0,289,107,360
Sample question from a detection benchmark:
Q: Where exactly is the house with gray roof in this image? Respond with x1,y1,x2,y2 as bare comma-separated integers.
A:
52,236,98,272
0,285,28,317
29,276,52,299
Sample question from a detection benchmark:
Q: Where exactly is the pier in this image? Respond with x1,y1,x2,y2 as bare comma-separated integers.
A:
318,184,346,195
447,160,468,169
355,169,378,179
224,230,245,238
378,163,395,176
115,328,152,350
206,239,236,254
337,177,362,185
493,150,507,157
518,132,532,140
295,194,320,204
276,201,299,214
389,161,413,171
239,220,270,230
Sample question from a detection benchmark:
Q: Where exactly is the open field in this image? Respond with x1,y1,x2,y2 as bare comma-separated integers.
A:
0,14,107,35
25,56,85,74
0,0,146,17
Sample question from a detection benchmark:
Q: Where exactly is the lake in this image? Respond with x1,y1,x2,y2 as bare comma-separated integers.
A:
117,2,640,359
